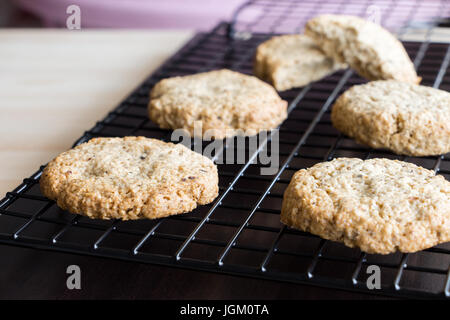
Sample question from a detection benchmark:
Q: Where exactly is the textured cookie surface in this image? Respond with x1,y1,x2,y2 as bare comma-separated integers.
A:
305,14,420,83
331,80,450,156
149,69,288,139
40,137,219,220
254,35,346,91
281,158,450,254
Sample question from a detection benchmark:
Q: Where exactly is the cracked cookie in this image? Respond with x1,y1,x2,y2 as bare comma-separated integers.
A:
305,14,420,83
40,137,219,220
254,34,346,91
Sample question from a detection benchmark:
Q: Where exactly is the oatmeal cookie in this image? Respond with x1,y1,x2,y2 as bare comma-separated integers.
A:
331,80,450,156
148,69,288,139
281,158,450,254
305,14,420,83
254,34,346,91
40,137,219,220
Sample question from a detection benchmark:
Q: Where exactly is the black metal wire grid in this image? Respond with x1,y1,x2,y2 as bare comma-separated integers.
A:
228,0,450,35
1,0,450,299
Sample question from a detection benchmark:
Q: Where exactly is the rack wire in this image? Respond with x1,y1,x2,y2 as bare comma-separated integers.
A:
1,0,450,299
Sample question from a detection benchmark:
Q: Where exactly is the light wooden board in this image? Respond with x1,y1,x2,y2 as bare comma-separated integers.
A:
0,29,193,195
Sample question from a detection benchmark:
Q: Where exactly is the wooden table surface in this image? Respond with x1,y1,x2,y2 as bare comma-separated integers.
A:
2,27,447,299
0,29,193,195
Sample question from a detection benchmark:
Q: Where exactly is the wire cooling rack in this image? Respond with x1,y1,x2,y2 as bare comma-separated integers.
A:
1,0,450,299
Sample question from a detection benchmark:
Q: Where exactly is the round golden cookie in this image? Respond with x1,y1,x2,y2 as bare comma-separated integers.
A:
281,158,450,254
331,80,450,156
148,69,288,139
305,14,420,83
40,137,219,220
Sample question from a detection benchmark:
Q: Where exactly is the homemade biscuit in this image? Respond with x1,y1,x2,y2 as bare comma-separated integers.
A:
254,34,346,91
281,158,450,254
40,137,219,220
331,80,450,156
305,14,420,83
148,69,288,139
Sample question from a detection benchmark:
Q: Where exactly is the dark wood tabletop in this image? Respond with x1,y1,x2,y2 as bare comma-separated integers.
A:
0,243,390,300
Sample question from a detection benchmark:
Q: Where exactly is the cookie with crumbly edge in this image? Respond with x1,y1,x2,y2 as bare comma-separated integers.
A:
254,34,346,91
40,137,219,220
305,14,420,83
331,80,450,156
281,158,450,254
148,69,288,139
